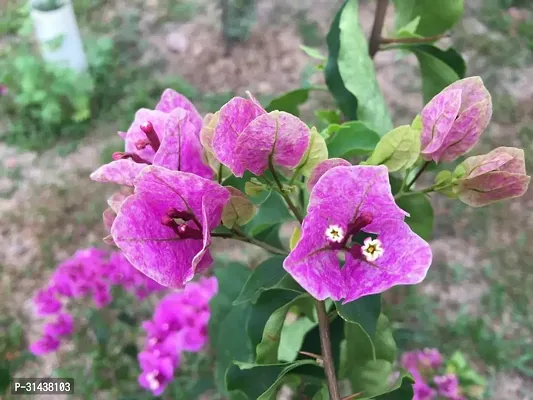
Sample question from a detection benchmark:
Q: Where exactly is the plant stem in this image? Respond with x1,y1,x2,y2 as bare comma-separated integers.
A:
394,186,434,200
380,32,449,44
269,160,304,224
368,0,389,58
405,161,430,191
212,230,288,256
316,300,341,400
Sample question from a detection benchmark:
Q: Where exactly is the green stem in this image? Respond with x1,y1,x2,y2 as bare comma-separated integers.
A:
405,161,430,191
212,230,288,256
269,160,304,224
316,300,341,400
394,186,435,200
380,32,449,45
217,163,223,184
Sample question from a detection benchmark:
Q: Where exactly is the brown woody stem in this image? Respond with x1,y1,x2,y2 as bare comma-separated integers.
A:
316,300,341,400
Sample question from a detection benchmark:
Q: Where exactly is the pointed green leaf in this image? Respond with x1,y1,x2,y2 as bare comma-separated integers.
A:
278,316,317,362
338,0,393,135
266,88,311,116
373,315,397,363
296,127,328,177
226,360,319,400
340,321,376,379
215,304,254,394
395,193,434,240
251,291,313,364
300,45,327,61
392,0,464,37
234,256,302,305
325,1,358,120
406,44,465,102
335,294,381,336
210,262,251,348
327,121,381,159
290,226,302,250
364,125,421,172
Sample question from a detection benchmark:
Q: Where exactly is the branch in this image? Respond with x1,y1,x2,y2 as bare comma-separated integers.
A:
269,160,304,224
212,230,288,256
405,161,430,191
368,0,389,58
316,300,341,400
380,32,449,44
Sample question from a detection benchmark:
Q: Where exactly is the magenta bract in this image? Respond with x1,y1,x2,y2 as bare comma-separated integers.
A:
111,166,230,287
455,147,530,207
283,165,432,303
211,95,311,177
421,77,492,162
91,90,212,186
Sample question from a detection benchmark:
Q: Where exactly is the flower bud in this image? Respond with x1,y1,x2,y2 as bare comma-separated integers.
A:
453,147,530,207
420,77,492,163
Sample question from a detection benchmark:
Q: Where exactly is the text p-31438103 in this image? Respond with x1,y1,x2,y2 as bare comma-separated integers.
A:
11,378,74,395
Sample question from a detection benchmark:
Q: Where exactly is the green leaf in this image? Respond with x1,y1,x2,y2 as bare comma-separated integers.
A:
395,193,434,240
243,192,293,237
300,45,327,61
234,256,302,305
408,44,464,102
222,187,257,228
226,360,319,400
290,226,301,250
311,385,329,400
209,262,252,349
365,371,415,399
396,16,422,38
392,0,464,36
278,316,317,362
295,127,328,177
364,125,421,172
265,88,311,116
340,321,376,378
335,294,381,336
325,1,358,120
245,179,267,197
251,291,313,364
216,304,254,394
327,121,380,159
315,109,341,125
373,315,397,363
338,0,393,135
350,360,394,397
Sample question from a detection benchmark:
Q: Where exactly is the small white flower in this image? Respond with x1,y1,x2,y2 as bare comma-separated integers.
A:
361,237,384,262
325,224,345,243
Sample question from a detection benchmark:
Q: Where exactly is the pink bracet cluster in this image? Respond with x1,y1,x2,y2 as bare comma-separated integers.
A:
29,248,164,356
137,276,218,396
401,348,465,400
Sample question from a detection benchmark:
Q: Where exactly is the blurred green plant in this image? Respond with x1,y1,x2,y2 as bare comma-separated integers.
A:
32,0,65,12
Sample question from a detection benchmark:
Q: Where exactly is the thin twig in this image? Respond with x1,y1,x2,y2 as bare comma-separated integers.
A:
342,392,364,400
380,32,450,44
316,300,341,400
212,230,288,256
368,0,389,58
269,159,304,224
405,161,430,191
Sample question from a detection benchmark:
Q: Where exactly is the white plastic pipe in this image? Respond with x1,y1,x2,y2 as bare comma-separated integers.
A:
30,0,88,72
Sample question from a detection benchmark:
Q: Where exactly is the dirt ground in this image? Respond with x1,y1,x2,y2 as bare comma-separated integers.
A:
1,0,533,398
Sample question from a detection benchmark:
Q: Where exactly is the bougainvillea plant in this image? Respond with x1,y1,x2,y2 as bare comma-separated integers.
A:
69,1,532,399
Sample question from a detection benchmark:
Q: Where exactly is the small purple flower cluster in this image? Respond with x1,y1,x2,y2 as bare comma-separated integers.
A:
401,348,465,400
138,277,218,396
30,248,164,355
